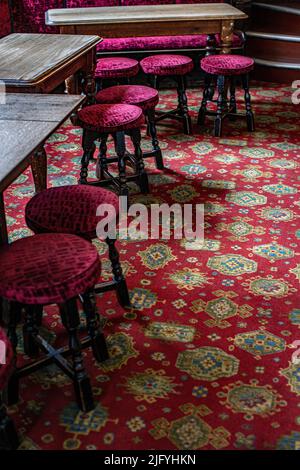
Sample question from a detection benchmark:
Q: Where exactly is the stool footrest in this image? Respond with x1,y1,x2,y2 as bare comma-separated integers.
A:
15,334,92,380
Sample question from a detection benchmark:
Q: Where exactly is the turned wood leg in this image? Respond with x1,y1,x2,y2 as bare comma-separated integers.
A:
23,305,39,358
82,48,97,106
106,237,131,308
96,134,109,180
65,75,77,95
198,73,213,125
0,394,19,450
6,302,22,406
79,130,97,184
60,298,94,412
205,34,217,56
31,145,47,194
146,109,164,170
0,192,8,246
95,78,103,93
130,128,149,194
114,131,129,197
220,20,234,54
214,75,226,137
176,75,192,135
229,76,237,120
82,290,109,363
152,75,158,90
241,74,255,132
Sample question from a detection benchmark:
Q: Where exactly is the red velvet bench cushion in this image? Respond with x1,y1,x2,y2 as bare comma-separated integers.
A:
97,32,244,53
0,233,101,305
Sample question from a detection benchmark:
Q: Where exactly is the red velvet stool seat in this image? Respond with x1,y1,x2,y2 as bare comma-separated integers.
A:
0,328,18,450
140,54,194,134
75,103,149,196
198,54,255,137
25,185,130,309
95,57,139,79
96,85,164,170
0,233,109,412
95,57,139,90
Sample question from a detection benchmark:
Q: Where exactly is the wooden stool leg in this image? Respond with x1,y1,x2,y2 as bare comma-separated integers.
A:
5,302,21,406
146,109,164,170
23,305,39,358
198,73,212,125
229,76,237,115
152,75,158,90
82,291,109,363
176,75,192,135
241,73,255,131
114,131,129,197
214,74,226,137
229,76,238,122
79,130,97,184
95,78,102,93
130,128,149,194
96,133,109,180
0,394,19,450
60,298,94,412
106,237,131,308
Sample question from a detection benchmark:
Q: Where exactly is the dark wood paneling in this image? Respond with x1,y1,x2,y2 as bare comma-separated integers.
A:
251,64,300,83
246,35,300,62
251,4,300,35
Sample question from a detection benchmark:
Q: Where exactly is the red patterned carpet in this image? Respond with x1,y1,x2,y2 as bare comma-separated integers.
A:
4,83,300,450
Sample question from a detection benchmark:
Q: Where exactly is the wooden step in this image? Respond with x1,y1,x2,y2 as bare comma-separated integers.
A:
251,58,300,83
251,2,300,35
246,31,300,63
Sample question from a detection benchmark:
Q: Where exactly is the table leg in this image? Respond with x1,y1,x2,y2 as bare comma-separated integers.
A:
221,20,234,54
65,75,77,95
82,49,97,106
31,145,47,193
0,192,8,246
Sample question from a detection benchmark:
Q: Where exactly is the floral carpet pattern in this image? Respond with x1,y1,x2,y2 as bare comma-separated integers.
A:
4,83,300,450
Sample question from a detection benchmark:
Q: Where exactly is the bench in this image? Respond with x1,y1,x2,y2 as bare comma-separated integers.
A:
6,1,245,55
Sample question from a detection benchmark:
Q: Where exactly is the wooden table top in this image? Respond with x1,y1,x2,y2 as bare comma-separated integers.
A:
0,34,102,86
0,93,84,192
46,3,247,26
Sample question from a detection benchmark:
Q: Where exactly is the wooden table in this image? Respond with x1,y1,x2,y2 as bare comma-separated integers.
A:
0,33,102,100
0,93,84,245
45,3,247,54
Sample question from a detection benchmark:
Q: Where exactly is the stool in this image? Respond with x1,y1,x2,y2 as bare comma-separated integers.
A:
96,85,164,170
198,54,255,137
75,103,149,197
95,57,139,91
0,233,109,412
140,54,194,135
25,185,130,309
0,328,18,450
